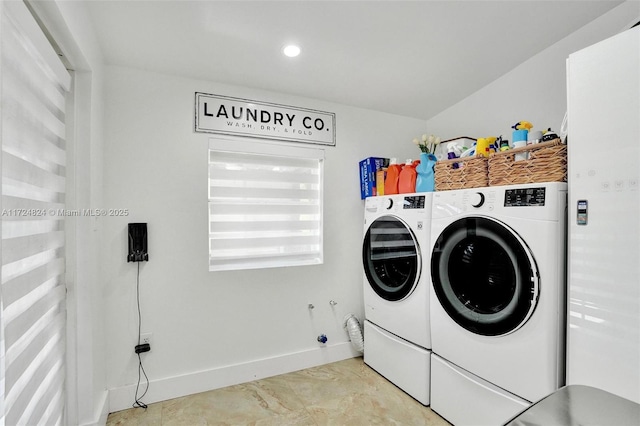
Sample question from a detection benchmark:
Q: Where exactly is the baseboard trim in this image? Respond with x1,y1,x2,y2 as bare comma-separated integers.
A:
108,342,360,413
79,390,109,426
96,391,110,426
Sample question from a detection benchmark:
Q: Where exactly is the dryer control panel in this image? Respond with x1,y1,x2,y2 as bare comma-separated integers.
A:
403,195,426,209
504,187,546,207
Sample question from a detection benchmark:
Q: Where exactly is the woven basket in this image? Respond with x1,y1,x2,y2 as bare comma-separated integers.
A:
435,155,488,191
488,139,567,186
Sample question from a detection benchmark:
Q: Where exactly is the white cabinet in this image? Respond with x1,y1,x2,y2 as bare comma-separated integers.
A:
566,26,640,404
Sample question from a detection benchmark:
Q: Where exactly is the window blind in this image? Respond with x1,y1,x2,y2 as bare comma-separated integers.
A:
208,138,324,271
1,1,70,425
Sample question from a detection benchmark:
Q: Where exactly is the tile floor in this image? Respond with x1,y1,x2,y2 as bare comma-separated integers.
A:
106,356,449,425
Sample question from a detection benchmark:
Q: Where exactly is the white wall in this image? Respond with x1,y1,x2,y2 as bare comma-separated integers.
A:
103,65,425,411
31,0,640,421
426,1,639,142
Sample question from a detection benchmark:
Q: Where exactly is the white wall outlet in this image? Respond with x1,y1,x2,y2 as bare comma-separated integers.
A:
140,332,152,347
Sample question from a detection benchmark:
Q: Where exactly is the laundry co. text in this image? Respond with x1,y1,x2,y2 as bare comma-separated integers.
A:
195,92,336,146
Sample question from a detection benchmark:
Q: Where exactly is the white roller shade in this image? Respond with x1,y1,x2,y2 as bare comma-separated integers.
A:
1,1,70,425
208,138,324,271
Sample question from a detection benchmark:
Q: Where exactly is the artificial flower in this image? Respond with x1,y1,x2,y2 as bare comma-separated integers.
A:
414,134,441,154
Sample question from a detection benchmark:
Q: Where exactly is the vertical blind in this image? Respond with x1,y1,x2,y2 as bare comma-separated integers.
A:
208,138,324,271
1,1,70,425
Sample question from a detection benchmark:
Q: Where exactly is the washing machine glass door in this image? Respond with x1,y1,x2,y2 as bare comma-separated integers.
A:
363,215,421,302
431,216,539,336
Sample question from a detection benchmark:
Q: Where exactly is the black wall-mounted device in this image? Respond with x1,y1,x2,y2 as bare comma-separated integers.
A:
127,223,149,262
134,343,150,354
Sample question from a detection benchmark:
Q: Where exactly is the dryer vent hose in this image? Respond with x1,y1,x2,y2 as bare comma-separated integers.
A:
344,314,364,353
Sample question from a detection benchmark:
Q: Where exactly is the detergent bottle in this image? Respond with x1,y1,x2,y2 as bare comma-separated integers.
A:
398,160,417,194
476,138,491,158
384,158,402,195
512,128,529,161
416,152,437,192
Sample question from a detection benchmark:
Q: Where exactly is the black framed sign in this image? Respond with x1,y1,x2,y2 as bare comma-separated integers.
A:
195,92,336,146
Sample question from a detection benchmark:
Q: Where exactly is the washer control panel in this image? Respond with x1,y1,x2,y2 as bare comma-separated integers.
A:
365,194,427,214
460,190,496,211
469,192,485,208
402,195,426,209
432,183,563,221
504,187,546,207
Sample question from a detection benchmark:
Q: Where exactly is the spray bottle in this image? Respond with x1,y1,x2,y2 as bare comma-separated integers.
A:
447,145,461,169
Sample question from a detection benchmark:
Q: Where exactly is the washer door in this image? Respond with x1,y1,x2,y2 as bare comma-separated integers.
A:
363,215,421,302
431,216,539,336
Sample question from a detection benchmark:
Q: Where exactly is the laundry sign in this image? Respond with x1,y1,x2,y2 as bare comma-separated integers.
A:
195,92,336,146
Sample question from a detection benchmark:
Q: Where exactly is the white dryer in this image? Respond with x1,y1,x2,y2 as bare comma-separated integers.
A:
362,193,432,405
429,182,567,425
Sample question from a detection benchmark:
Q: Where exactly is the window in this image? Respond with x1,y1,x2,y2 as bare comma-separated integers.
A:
208,138,324,271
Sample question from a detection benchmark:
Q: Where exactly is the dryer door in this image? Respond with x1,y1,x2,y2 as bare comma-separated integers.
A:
431,216,539,336
363,215,421,302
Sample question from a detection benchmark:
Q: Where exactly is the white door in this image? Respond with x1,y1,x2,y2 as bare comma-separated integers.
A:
363,215,422,302
1,1,71,424
566,26,640,404
431,216,539,336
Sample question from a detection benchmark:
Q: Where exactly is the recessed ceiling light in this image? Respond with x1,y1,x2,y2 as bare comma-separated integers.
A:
283,44,301,58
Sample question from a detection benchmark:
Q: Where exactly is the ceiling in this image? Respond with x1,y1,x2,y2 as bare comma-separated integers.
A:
84,0,623,120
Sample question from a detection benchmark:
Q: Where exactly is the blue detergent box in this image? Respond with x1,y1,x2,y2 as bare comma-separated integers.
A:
359,157,389,199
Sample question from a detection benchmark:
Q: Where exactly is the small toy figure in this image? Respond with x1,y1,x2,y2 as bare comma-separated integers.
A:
512,121,533,131
542,128,559,141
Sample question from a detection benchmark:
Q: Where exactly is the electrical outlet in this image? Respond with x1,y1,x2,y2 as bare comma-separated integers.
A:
140,332,152,348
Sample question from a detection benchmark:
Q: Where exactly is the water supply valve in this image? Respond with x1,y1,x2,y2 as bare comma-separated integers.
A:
317,334,328,344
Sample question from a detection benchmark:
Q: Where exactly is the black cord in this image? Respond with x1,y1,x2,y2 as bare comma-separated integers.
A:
133,261,149,409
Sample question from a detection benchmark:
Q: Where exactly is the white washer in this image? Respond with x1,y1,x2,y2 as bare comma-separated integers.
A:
429,182,567,425
362,193,432,405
